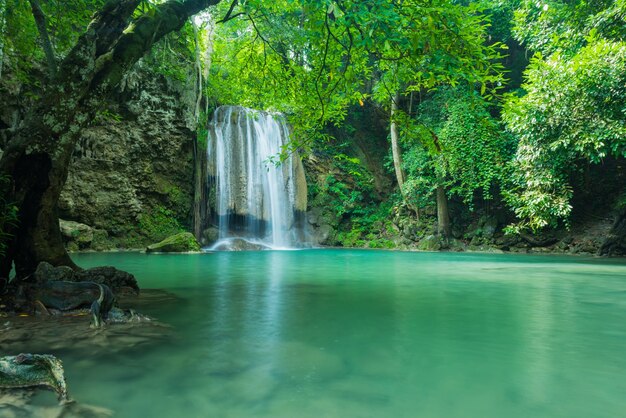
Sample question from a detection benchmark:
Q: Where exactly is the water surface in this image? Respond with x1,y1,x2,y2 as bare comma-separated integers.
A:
16,250,626,417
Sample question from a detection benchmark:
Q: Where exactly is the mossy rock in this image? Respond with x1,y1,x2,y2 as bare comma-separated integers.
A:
146,232,201,253
418,235,443,251
59,219,94,244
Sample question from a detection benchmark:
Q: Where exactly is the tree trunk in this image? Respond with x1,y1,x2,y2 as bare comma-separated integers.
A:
0,0,222,280
436,185,451,239
390,92,405,190
0,1,6,80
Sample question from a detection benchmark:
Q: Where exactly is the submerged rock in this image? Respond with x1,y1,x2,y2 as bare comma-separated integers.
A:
0,354,68,402
0,302,173,356
0,380,113,417
26,280,115,328
146,232,201,253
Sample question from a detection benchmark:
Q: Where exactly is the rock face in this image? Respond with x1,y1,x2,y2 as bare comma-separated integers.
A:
58,61,197,248
146,232,201,253
58,219,114,252
303,104,394,246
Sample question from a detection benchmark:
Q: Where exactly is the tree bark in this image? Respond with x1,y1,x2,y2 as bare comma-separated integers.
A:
0,0,222,279
436,185,451,239
28,0,57,76
390,92,405,190
0,1,6,80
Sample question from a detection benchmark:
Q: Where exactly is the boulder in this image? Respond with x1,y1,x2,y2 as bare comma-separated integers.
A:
312,224,333,245
33,262,139,296
418,235,443,251
91,229,115,251
59,219,94,246
482,216,499,238
76,267,139,295
211,238,266,251
202,227,220,245
307,207,322,226
146,232,201,253
34,262,75,283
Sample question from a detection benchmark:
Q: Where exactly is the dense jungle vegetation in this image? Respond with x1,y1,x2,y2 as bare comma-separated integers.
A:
0,0,625,276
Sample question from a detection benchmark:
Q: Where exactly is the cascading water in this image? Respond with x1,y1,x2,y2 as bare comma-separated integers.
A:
207,106,308,250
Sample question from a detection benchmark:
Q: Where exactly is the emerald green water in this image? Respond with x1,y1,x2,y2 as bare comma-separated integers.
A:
20,251,626,416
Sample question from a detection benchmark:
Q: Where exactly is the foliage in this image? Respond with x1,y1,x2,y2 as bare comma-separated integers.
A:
503,39,626,230
207,0,506,154
143,20,198,82
93,108,122,124
397,86,514,211
2,0,106,83
512,0,625,55
137,205,184,241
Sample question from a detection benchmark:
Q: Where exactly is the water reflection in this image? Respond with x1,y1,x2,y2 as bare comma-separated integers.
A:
52,251,626,418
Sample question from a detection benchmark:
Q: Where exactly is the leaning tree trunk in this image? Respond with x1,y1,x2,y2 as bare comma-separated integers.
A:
390,93,406,191
389,92,420,219
0,0,222,280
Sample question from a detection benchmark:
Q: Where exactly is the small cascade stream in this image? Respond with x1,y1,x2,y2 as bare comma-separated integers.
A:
206,106,307,250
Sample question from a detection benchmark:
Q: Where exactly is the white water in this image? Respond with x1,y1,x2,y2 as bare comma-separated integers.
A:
207,106,306,250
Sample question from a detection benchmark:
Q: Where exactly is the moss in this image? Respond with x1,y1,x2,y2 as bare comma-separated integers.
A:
138,205,184,242
146,232,201,252
367,239,396,249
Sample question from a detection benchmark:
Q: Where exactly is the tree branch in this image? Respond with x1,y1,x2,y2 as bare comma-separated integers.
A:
216,0,243,23
28,0,57,76
217,11,245,23
93,0,222,91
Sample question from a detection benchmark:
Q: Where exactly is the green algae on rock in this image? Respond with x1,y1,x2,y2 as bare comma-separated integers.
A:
146,232,201,253
0,354,68,402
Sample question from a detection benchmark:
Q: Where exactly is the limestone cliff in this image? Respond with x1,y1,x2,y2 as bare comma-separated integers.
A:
0,58,198,250
58,61,197,248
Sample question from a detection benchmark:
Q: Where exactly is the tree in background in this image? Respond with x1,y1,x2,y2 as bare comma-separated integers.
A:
400,86,514,239
502,0,626,253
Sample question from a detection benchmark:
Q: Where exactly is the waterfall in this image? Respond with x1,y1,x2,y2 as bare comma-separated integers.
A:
207,106,307,250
